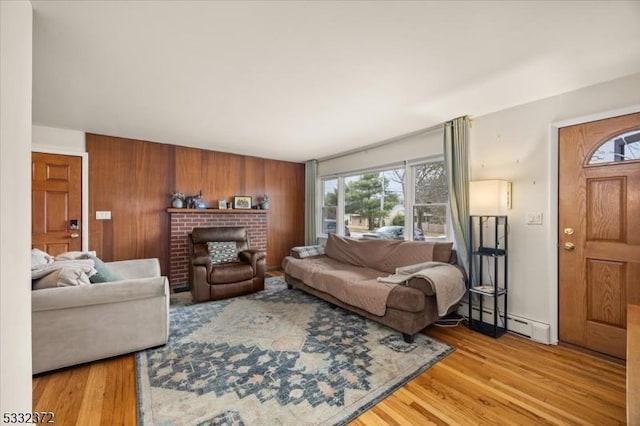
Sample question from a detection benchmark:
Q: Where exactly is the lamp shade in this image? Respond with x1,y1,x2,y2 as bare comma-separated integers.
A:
469,180,511,215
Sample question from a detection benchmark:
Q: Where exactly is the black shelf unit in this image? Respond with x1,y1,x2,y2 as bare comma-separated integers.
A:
468,215,508,338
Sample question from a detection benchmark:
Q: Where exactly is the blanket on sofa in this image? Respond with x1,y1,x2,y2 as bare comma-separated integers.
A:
377,261,466,316
31,259,97,279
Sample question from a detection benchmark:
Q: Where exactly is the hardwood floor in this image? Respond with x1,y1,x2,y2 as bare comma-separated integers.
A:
354,326,626,425
32,355,136,426
32,323,626,425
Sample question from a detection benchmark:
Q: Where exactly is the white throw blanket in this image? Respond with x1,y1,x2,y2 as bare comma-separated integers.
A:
377,261,466,316
31,259,97,280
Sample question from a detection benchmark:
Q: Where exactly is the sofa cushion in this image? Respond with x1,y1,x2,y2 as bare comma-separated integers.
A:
315,273,397,316
207,241,239,265
385,285,426,313
324,233,453,274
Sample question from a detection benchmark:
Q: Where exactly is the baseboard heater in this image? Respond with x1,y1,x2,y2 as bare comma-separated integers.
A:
457,301,551,344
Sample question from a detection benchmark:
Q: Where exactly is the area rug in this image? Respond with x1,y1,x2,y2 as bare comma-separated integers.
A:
136,277,453,425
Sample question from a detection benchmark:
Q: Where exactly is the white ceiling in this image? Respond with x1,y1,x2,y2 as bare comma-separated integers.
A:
32,1,640,162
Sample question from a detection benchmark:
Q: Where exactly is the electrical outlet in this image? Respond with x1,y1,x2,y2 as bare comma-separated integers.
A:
96,211,111,220
526,212,542,225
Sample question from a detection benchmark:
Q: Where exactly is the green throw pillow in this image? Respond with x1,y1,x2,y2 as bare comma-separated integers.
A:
207,241,239,265
82,254,124,283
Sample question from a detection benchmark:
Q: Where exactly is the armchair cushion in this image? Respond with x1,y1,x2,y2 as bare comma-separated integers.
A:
208,262,254,284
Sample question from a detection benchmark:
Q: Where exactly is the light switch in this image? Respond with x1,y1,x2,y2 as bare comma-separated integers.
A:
96,211,111,220
526,212,542,225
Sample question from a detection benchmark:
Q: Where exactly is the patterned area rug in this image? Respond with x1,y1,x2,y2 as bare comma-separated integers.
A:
136,277,453,425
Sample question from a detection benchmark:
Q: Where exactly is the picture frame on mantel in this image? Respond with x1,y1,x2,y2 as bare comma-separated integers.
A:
233,196,252,209
218,200,227,209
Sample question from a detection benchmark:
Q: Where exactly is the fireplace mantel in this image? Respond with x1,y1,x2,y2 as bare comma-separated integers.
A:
167,208,267,214
168,209,268,290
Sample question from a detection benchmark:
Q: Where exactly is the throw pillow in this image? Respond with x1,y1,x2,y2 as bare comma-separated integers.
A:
81,254,124,283
207,241,239,265
290,245,325,259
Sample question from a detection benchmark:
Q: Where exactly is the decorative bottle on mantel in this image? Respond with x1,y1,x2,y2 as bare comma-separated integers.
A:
260,194,269,210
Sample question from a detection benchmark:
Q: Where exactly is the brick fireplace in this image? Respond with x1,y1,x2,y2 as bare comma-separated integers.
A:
168,208,268,290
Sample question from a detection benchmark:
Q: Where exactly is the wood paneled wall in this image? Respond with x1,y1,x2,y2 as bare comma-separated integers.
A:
86,134,305,273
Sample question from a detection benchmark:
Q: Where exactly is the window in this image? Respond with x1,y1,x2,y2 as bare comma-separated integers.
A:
588,129,640,165
319,159,448,241
413,161,448,239
321,179,338,235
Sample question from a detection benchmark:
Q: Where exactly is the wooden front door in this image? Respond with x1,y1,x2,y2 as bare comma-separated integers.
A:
558,112,640,359
32,152,82,256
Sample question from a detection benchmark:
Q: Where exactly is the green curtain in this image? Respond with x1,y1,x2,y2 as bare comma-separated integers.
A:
444,116,470,275
304,159,317,245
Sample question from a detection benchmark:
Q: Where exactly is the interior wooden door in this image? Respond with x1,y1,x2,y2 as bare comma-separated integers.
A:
32,152,82,256
558,112,640,359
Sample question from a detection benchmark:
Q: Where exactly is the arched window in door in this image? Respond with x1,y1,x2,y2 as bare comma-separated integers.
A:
588,129,640,165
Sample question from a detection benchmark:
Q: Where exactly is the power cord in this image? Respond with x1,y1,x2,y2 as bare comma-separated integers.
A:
434,312,465,327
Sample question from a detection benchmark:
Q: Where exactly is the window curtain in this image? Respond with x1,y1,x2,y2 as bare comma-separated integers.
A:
444,116,470,275
304,159,317,245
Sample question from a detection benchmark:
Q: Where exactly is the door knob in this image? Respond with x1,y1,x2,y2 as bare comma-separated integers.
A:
70,233,79,239
563,242,575,251
564,228,574,235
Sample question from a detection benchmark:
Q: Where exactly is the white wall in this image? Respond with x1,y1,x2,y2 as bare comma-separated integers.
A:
471,72,640,342
318,126,443,176
32,124,85,152
1,0,33,414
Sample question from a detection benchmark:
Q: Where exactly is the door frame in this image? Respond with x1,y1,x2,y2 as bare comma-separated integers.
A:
31,148,89,251
548,104,640,345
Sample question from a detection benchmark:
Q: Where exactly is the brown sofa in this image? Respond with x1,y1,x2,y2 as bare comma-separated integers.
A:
189,227,266,302
282,234,465,343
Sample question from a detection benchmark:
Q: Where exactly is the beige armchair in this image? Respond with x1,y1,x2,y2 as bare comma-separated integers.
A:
32,258,169,374
189,227,266,303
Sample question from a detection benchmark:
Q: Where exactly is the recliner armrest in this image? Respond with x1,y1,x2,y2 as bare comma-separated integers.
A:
238,249,266,272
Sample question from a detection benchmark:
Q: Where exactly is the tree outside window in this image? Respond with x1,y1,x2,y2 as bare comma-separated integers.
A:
414,161,448,239
344,172,400,232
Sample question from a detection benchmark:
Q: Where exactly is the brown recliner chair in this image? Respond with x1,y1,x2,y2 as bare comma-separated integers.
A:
188,227,266,302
